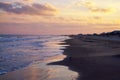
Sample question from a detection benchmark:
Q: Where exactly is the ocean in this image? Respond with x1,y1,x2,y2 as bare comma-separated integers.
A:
0,35,69,75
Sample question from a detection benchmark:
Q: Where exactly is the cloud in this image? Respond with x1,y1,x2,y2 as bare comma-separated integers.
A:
93,16,102,19
22,0,34,4
85,2,115,13
90,7,115,13
74,1,115,13
0,2,58,16
1,22,119,35
82,1,95,7
23,0,33,2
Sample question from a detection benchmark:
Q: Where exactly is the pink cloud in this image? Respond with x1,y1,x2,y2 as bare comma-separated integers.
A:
0,2,58,16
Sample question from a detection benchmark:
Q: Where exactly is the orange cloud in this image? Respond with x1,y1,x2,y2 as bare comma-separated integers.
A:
82,1,95,7
88,7,115,13
85,2,115,13
0,2,58,16
23,0,33,2
74,1,115,13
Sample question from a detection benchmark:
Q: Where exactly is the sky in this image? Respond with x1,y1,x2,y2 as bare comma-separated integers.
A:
0,0,120,35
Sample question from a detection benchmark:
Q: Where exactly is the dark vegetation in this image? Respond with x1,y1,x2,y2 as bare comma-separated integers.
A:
99,30,120,37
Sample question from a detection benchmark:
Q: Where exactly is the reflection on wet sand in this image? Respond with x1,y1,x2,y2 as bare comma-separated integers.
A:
0,63,49,80
0,55,78,80
49,56,120,80
53,33,120,80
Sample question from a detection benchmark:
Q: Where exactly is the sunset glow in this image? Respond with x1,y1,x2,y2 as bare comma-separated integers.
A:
0,0,120,35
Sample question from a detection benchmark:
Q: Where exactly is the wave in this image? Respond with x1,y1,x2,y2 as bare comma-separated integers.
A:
0,35,69,75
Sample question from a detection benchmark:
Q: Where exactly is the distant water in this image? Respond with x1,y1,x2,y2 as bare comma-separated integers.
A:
0,35,69,75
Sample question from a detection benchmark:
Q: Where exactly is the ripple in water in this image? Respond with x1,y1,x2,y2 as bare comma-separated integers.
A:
0,35,69,75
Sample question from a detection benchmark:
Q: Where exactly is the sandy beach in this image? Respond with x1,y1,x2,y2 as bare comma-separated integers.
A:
0,35,78,80
60,34,120,80
64,35,120,57
0,0,120,79
0,32,120,80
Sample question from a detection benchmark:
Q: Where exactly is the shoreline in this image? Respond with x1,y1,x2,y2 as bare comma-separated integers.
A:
64,35,120,57
0,53,78,80
60,33,120,80
0,31,120,80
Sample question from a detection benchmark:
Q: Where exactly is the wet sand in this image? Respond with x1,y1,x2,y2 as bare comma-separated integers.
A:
1,35,120,80
0,54,78,80
60,35,120,80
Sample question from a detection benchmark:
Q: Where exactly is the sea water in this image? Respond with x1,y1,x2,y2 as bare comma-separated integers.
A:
0,35,69,75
